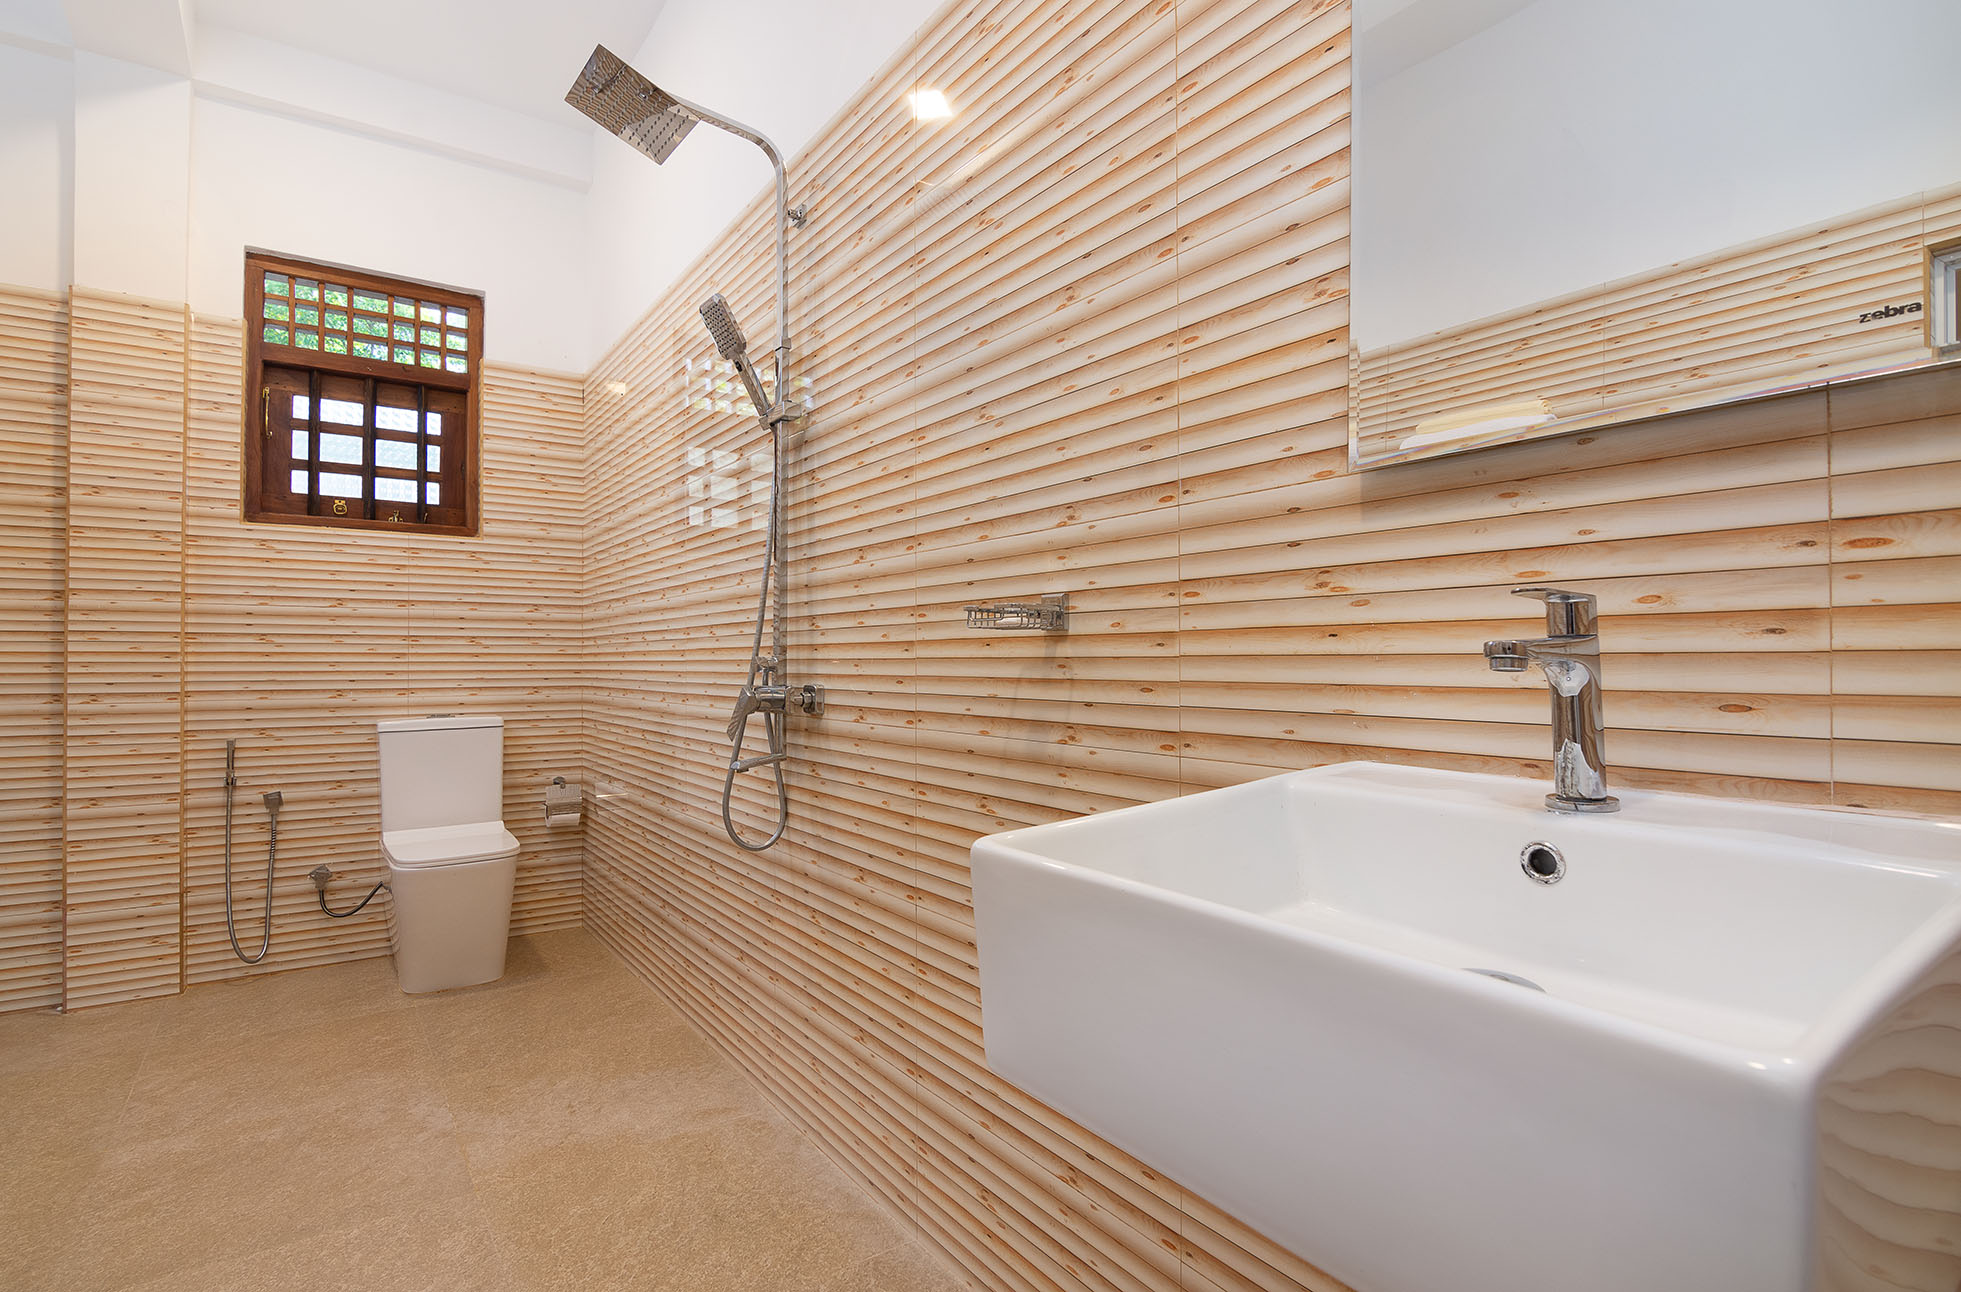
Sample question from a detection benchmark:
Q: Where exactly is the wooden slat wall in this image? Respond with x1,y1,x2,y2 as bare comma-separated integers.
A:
0,285,68,1012
1354,185,1961,465
62,288,188,1010
179,318,588,985
1827,365,1961,815
0,288,586,1010
580,2,1959,1291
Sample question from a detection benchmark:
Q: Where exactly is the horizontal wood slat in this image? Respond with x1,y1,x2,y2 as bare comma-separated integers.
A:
62,288,187,1010
0,285,68,1012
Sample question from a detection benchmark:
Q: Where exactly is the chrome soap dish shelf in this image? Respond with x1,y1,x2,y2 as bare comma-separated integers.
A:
964,593,1069,632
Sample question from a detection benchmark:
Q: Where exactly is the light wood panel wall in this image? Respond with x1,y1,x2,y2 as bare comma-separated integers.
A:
179,318,588,985
0,285,68,1012
1353,185,1961,466
0,286,587,1010
580,2,1959,1290
62,288,188,1010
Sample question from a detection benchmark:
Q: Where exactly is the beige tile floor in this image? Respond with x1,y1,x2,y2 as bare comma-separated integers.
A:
0,929,966,1292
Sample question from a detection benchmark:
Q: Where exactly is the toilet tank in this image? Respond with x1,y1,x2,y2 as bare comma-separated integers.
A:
377,715,504,831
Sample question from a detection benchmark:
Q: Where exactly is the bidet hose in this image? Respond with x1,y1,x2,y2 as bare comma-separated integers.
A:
222,743,277,965
317,879,387,919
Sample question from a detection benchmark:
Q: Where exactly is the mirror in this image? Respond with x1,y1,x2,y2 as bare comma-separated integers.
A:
1348,0,1961,469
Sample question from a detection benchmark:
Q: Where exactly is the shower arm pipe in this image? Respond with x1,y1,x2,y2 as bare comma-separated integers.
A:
667,90,794,395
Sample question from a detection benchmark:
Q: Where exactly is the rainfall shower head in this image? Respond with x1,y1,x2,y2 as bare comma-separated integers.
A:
564,45,698,164
566,46,796,370
699,294,749,363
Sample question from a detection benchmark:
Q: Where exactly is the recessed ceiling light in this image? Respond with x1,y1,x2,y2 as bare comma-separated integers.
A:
909,88,953,122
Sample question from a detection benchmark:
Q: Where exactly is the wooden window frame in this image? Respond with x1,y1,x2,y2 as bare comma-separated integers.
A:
241,249,484,536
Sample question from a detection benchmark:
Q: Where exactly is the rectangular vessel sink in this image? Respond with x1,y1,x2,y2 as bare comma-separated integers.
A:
972,762,1961,1292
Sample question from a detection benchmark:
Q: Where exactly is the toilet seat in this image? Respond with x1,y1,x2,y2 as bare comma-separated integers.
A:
382,820,520,868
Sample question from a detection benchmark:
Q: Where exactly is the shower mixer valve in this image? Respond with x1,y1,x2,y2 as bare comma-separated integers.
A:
753,683,824,717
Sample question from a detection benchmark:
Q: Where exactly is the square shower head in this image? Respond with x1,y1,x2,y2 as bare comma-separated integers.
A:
565,45,698,165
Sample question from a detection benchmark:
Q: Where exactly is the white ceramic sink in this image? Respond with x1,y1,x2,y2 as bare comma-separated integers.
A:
972,762,1961,1292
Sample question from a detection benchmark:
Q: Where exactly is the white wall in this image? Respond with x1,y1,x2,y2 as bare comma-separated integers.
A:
72,52,191,302
7,0,934,368
1351,0,1961,350
189,100,590,370
0,44,73,293
584,0,937,356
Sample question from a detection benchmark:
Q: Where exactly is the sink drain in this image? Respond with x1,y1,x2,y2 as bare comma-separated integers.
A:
1465,967,1546,992
1520,841,1565,884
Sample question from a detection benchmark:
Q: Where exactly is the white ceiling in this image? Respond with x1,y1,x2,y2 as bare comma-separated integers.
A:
189,0,668,123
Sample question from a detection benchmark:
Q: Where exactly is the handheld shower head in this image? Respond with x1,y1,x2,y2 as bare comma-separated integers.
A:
261,790,283,815
699,294,749,363
701,293,772,415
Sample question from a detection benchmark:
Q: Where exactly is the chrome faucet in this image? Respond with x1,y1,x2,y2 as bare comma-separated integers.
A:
1484,587,1619,814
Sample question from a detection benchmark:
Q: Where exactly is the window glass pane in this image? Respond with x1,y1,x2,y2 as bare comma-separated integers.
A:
419,327,441,347
324,284,349,307
319,433,364,465
419,350,441,368
352,315,388,337
264,300,289,321
319,472,364,498
419,304,442,324
375,406,417,432
353,339,389,361
291,395,309,417
445,355,467,373
291,469,308,493
393,322,415,342
393,346,416,365
375,440,416,470
318,398,365,426
424,482,440,504
294,279,319,302
393,299,416,318
445,331,466,351
295,305,319,326
425,445,441,472
375,478,417,503
324,335,349,355
445,308,468,329
295,331,320,350
351,291,388,313
263,323,289,345
426,413,442,436
324,310,349,330
291,430,309,458
265,272,289,297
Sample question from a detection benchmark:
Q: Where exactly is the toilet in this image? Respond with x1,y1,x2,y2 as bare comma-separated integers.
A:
377,715,520,993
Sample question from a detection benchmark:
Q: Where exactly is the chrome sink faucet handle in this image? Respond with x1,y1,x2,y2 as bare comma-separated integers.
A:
1485,586,1620,814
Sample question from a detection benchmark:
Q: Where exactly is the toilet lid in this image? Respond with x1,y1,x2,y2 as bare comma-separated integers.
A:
382,821,520,868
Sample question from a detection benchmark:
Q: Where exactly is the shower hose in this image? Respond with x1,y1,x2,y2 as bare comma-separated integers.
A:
221,741,277,964
721,410,791,853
